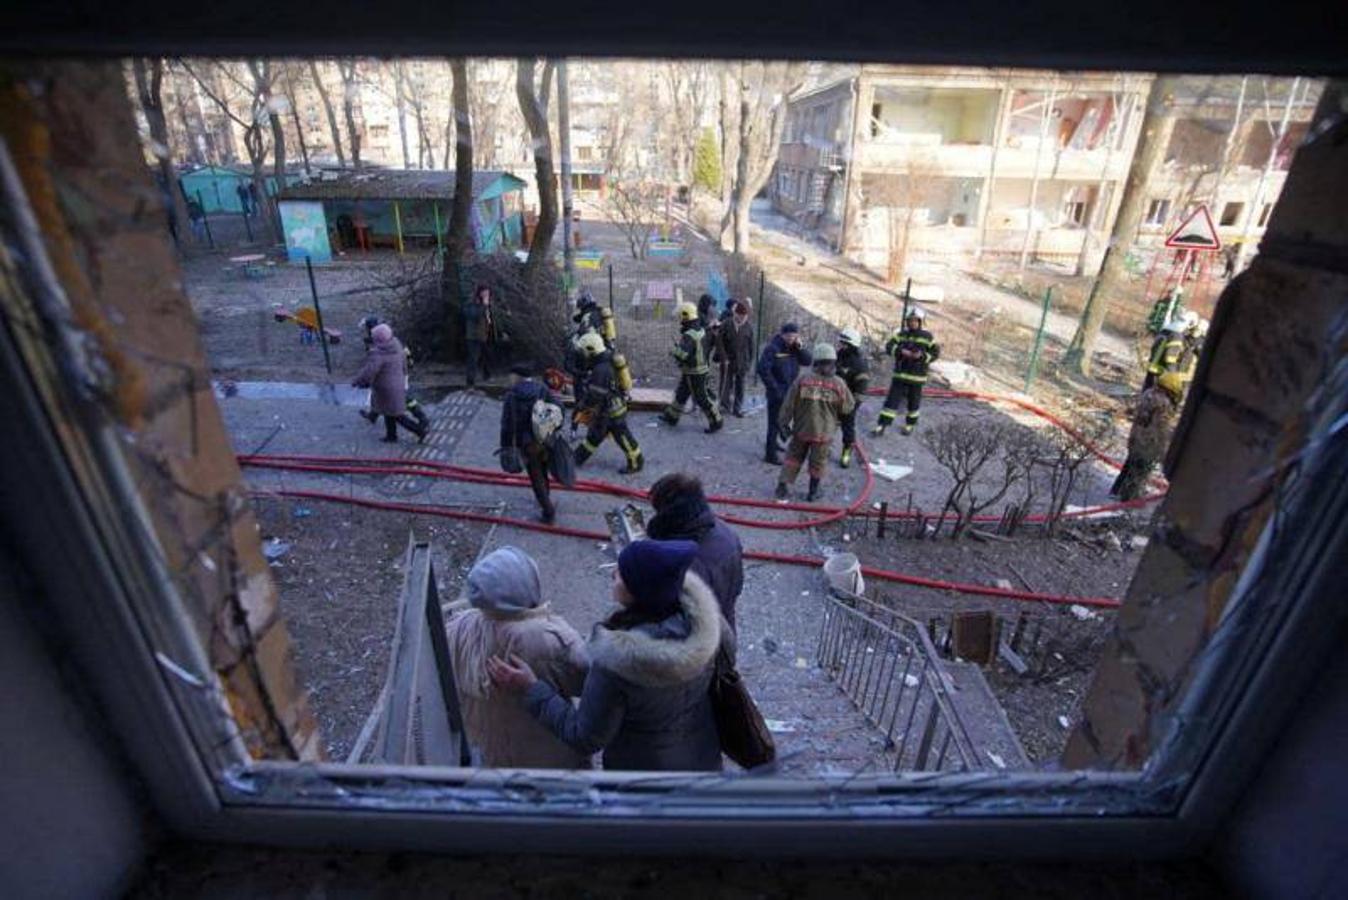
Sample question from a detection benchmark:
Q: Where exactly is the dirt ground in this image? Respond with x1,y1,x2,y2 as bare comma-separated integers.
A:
252,497,490,762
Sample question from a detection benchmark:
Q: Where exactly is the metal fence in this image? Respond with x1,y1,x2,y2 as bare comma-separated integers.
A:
816,590,979,772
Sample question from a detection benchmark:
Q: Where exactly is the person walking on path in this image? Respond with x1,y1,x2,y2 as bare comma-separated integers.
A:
571,334,643,475
647,473,744,632
488,539,728,772
716,299,754,417
351,323,426,444
873,307,939,437
775,343,855,503
1111,371,1183,501
660,302,724,433
500,361,562,523
463,284,498,387
834,327,870,469
236,182,252,217
756,322,812,465
358,315,429,430
445,546,591,769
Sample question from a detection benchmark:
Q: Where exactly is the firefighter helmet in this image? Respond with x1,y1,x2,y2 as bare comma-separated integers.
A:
1193,318,1210,338
838,327,861,347
575,332,606,358
1180,309,1200,329
905,306,927,323
1156,371,1185,399
677,302,699,323
813,342,837,363
1162,317,1186,334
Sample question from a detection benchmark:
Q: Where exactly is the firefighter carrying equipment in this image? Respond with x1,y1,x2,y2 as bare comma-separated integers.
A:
600,307,617,342
576,332,607,359
1156,371,1185,400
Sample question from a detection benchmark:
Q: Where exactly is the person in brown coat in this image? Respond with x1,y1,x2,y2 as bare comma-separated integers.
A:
775,343,855,502
445,546,591,769
351,323,426,443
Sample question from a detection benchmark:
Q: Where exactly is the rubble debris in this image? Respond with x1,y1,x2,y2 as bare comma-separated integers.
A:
1068,604,1097,621
262,538,291,560
1129,535,1150,551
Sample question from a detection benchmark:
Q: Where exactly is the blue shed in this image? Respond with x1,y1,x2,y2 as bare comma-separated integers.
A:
276,169,527,262
179,165,301,214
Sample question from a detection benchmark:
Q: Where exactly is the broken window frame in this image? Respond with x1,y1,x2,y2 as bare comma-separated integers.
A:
1,93,1344,859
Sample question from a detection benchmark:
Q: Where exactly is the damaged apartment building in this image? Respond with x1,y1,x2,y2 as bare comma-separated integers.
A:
772,67,1314,277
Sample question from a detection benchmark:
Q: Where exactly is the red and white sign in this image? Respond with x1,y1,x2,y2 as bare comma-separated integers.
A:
1164,204,1222,251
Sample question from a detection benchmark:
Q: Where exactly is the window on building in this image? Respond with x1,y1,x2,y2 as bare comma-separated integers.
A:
1062,200,1086,226
1220,201,1245,226
1257,203,1273,227
577,146,593,161
368,124,389,139
1145,198,1171,225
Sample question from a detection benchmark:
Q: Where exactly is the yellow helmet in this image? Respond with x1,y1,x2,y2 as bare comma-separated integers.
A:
575,332,606,358
1156,371,1184,399
677,302,699,323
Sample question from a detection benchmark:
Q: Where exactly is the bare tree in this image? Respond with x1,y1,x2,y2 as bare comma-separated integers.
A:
131,58,191,244
516,58,559,284
604,179,665,260
336,58,363,170
923,418,1033,538
722,61,805,255
307,60,345,167
863,152,942,287
281,64,311,175
247,59,286,236
1041,412,1114,534
1064,76,1178,377
181,59,279,242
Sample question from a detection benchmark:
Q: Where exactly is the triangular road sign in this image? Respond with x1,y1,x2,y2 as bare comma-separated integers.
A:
1164,204,1222,251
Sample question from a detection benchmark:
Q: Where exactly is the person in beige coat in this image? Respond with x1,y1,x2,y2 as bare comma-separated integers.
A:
445,546,590,769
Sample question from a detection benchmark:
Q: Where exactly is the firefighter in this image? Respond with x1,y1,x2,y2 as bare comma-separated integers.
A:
1111,371,1183,501
1143,311,1194,390
1177,316,1209,385
564,291,609,427
660,302,724,433
873,306,939,437
774,343,855,502
358,315,429,430
756,322,812,464
572,333,644,474
835,328,870,469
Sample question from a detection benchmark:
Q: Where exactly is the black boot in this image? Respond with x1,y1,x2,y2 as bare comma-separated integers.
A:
774,483,789,500
409,402,430,429
807,477,821,502
397,414,427,443
705,417,724,434
381,417,398,443
765,448,782,465
359,409,379,424
540,504,556,525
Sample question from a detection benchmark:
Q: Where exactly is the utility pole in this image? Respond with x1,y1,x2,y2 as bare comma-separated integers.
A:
557,59,576,286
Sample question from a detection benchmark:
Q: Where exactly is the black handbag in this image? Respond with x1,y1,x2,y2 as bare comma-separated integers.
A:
709,646,776,769
546,431,576,487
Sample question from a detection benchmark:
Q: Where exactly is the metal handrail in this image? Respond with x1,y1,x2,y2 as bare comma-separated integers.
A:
817,588,980,772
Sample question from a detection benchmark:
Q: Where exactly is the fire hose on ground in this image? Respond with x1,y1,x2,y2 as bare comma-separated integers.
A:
238,388,1158,610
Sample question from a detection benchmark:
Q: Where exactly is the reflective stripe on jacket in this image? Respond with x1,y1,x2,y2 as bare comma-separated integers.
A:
885,327,940,383
672,325,710,375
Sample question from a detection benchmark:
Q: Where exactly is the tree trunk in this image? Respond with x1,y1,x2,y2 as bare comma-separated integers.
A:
1065,76,1178,376
394,63,412,169
338,60,362,170
131,58,191,247
517,58,558,285
284,69,311,176
732,77,751,254
443,59,474,316
557,60,575,283
308,61,345,167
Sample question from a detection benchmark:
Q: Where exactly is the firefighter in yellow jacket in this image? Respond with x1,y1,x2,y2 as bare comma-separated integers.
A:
775,343,856,502
660,302,724,433
572,333,643,475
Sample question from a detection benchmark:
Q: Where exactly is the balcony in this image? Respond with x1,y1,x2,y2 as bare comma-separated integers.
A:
855,139,1130,181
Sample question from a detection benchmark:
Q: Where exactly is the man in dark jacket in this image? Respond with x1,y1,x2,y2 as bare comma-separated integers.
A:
500,361,560,523
756,322,812,464
647,473,743,631
716,298,754,417
835,328,871,469
874,306,939,437
462,284,497,387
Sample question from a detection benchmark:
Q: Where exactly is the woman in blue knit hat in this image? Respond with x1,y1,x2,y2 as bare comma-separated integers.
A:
488,539,728,771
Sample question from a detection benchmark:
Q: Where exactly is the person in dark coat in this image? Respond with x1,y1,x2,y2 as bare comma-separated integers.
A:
351,323,426,443
647,473,744,631
462,284,497,387
834,327,871,469
716,298,754,417
489,539,727,772
500,361,560,523
755,322,812,464
236,182,252,217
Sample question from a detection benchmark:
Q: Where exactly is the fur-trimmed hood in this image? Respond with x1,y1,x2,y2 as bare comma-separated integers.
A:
589,572,721,688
